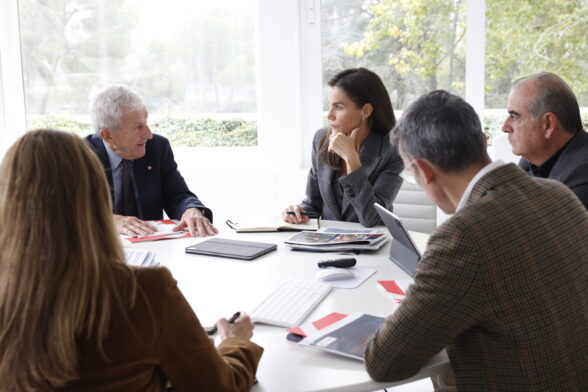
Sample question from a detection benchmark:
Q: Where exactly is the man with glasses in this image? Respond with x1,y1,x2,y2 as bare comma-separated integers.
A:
364,90,588,391
502,72,588,209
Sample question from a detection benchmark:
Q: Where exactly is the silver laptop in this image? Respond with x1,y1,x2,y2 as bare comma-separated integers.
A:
374,203,421,277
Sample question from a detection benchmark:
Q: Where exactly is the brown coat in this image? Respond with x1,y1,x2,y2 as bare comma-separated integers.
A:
60,267,263,392
365,164,588,391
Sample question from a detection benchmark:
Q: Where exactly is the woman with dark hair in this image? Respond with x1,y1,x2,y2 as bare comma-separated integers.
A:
0,130,262,391
283,68,403,227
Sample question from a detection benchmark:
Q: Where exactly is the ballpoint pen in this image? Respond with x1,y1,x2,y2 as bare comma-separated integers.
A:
207,311,241,336
286,211,321,219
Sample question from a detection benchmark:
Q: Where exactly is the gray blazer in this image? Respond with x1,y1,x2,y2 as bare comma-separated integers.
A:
519,129,588,210
300,128,403,227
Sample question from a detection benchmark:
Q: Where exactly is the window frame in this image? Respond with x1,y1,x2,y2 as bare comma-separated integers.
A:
0,0,27,151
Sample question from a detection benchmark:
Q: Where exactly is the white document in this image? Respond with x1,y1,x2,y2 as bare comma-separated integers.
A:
134,220,186,238
124,248,159,267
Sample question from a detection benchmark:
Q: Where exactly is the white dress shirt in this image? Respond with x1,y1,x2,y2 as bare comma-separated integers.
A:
455,160,505,212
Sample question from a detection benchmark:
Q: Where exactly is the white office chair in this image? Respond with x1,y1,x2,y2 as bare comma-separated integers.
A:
392,181,437,234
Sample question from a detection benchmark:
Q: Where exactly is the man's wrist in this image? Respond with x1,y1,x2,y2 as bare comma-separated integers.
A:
186,207,205,218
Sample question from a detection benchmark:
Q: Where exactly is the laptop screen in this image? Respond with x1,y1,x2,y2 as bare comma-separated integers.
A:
374,203,421,277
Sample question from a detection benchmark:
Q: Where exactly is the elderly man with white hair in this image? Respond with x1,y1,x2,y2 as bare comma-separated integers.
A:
85,84,218,237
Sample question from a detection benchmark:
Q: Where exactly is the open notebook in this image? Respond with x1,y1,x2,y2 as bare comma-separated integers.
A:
226,217,319,233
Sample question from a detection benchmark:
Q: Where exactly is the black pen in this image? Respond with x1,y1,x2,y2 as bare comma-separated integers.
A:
207,311,241,336
286,211,321,219
207,312,259,384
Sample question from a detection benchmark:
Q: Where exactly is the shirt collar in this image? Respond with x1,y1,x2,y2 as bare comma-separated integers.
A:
455,160,505,212
528,139,570,178
102,139,123,170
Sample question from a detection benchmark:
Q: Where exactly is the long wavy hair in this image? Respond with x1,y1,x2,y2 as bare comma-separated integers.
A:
0,130,136,390
319,68,396,169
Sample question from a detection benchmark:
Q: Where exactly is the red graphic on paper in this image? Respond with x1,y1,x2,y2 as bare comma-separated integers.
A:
312,312,347,330
287,312,348,337
378,280,406,296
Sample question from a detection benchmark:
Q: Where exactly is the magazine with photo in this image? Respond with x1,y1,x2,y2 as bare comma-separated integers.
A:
285,229,386,246
299,312,385,360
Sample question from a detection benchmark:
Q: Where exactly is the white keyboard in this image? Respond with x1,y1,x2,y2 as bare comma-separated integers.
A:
250,278,332,328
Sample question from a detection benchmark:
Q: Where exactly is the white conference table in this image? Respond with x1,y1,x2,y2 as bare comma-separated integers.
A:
125,219,449,392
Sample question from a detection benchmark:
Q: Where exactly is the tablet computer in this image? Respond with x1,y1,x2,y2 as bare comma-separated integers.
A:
374,203,421,277
185,238,277,260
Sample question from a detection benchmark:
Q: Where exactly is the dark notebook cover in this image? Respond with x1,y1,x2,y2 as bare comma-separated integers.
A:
300,313,385,360
185,238,277,260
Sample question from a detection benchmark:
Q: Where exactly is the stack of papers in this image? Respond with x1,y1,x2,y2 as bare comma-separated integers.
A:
285,228,388,252
124,248,159,267
123,220,191,243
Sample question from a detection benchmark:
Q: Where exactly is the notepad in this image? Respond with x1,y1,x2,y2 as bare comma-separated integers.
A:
185,238,277,260
226,217,319,233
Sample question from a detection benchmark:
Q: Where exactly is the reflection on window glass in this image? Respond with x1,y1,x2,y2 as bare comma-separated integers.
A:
485,0,588,138
321,0,465,110
18,0,257,146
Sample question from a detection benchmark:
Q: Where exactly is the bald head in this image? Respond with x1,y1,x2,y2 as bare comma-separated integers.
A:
513,72,582,134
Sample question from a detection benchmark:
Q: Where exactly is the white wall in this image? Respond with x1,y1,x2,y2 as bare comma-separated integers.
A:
181,168,308,219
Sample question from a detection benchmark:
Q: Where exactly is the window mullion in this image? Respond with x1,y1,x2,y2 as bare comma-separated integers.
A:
0,0,27,147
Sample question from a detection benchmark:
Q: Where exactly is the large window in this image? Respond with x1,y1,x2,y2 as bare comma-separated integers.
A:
0,54,9,152
0,55,5,138
321,0,466,110
319,0,587,143
484,0,588,138
18,0,257,146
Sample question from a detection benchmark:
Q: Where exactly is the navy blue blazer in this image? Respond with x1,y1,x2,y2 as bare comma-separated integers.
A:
519,129,588,210
85,134,212,221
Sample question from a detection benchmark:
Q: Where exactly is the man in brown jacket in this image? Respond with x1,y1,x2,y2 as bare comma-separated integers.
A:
364,90,588,391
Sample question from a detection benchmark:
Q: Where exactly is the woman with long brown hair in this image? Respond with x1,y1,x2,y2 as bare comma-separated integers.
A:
0,129,262,391
282,68,404,227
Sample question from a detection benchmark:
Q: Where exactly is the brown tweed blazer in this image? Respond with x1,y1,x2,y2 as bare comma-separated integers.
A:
365,163,588,391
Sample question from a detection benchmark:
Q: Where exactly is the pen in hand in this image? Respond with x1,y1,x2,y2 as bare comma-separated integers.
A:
207,312,259,384
207,311,241,336
286,211,321,219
